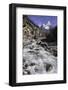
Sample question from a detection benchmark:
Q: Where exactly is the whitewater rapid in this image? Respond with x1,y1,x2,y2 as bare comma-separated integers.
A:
23,39,57,75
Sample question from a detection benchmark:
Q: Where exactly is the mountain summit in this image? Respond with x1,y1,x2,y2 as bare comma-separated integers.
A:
42,21,52,30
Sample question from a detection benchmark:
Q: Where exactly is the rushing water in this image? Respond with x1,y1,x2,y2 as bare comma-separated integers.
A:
23,39,57,75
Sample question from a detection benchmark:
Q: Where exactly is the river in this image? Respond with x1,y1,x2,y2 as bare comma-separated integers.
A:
23,39,57,75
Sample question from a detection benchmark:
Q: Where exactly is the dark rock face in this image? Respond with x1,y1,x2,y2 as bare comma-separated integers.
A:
45,63,53,72
45,26,57,42
39,26,57,57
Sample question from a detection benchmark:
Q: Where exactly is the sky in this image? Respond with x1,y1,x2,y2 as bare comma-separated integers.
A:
28,15,57,27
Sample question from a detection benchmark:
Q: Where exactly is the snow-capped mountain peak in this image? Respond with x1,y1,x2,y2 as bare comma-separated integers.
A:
42,21,52,30
47,21,51,26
